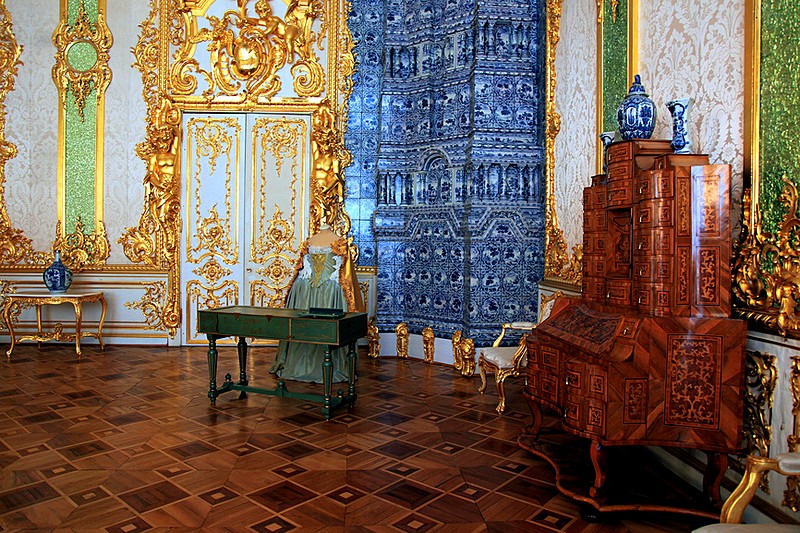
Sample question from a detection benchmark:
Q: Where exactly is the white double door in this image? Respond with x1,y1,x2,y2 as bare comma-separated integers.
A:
180,112,312,344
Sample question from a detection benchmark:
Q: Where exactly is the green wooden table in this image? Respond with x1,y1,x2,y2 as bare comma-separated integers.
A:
197,306,368,420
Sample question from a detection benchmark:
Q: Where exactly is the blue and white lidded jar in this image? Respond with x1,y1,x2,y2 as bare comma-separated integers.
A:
43,250,73,294
616,74,657,140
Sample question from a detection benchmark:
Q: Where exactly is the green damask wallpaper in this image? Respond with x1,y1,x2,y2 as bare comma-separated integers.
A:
759,0,800,232
602,0,629,133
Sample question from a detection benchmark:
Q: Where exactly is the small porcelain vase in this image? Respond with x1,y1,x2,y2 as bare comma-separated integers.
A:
599,131,616,173
616,74,657,140
43,250,72,294
667,97,694,154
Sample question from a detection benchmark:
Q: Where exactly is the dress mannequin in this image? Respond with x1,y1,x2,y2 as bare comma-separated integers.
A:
269,226,364,382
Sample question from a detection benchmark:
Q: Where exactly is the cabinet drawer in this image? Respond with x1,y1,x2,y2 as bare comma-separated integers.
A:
636,283,673,315
607,142,633,163
583,233,607,255
582,277,606,302
634,256,674,283
605,279,632,306
635,199,674,228
634,228,674,256
636,169,674,200
607,179,633,207
607,160,635,181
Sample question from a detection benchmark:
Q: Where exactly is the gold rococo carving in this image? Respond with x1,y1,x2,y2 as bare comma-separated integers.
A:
51,0,113,120
172,0,324,106
733,180,800,338
54,216,111,272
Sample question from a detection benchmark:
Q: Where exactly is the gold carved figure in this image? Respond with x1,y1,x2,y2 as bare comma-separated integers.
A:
395,322,409,358
422,326,434,363
310,100,349,231
367,316,380,359
452,330,476,376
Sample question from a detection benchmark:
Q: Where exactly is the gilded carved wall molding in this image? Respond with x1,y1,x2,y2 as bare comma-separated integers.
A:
741,350,777,493
121,0,355,338
0,1,50,267
543,0,581,285
733,181,800,338
785,355,800,511
52,0,113,121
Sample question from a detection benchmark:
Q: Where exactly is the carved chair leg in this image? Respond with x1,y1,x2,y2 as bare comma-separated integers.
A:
495,374,507,414
478,357,488,394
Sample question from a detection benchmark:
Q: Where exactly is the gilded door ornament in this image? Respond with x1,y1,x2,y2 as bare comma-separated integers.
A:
733,180,800,337
52,0,113,121
310,98,351,235
123,0,356,339
172,0,323,105
119,98,183,334
422,326,434,363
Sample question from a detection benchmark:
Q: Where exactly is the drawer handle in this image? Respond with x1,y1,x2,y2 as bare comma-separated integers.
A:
622,327,629,335
637,297,642,304
638,242,644,250
639,214,646,223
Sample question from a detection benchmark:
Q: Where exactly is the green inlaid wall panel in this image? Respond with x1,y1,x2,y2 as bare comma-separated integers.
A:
602,0,629,133
62,0,100,234
65,86,97,233
759,0,800,232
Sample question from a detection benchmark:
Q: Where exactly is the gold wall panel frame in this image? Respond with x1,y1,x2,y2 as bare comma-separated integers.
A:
120,0,355,338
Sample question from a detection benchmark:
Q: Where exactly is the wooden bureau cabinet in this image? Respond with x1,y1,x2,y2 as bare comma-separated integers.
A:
521,140,747,517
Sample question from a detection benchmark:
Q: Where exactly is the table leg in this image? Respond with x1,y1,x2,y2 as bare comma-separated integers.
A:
347,342,357,400
35,304,42,349
3,299,15,358
97,294,107,350
322,346,333,419
704,450,727,509
237,336,248,399
589,438,608,499
73,301,82,356
207,336,218,403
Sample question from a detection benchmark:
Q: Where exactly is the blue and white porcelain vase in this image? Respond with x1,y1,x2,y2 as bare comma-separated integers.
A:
616,74,657,140
43,250,72,294
666,97,694,154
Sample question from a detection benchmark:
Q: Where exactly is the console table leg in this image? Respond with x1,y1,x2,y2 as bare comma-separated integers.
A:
207,336,218,403
73,302,83,356
704,451,727,509
237,336,248,399
589,439,608,499
3,300,15,358
322,346,333,419
35,304,42,349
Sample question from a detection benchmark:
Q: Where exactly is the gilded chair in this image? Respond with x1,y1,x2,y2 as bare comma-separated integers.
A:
477,321,534,414
693,453,800,532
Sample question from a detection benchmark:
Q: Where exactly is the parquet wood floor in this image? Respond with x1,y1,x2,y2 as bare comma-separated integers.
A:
0,343,716,532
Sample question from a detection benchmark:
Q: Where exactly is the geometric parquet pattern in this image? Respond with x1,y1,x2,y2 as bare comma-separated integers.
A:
0,343,715,531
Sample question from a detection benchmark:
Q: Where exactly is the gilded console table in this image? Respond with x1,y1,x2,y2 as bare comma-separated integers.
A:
3,290,107,357
197,306,368,420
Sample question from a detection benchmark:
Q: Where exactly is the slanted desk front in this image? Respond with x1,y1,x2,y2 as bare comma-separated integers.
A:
197,306,367,420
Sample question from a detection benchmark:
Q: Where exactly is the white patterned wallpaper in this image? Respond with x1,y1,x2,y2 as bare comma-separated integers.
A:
104,3,149,266
4,0,59,252
639,0,745,230
553,0,597,251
